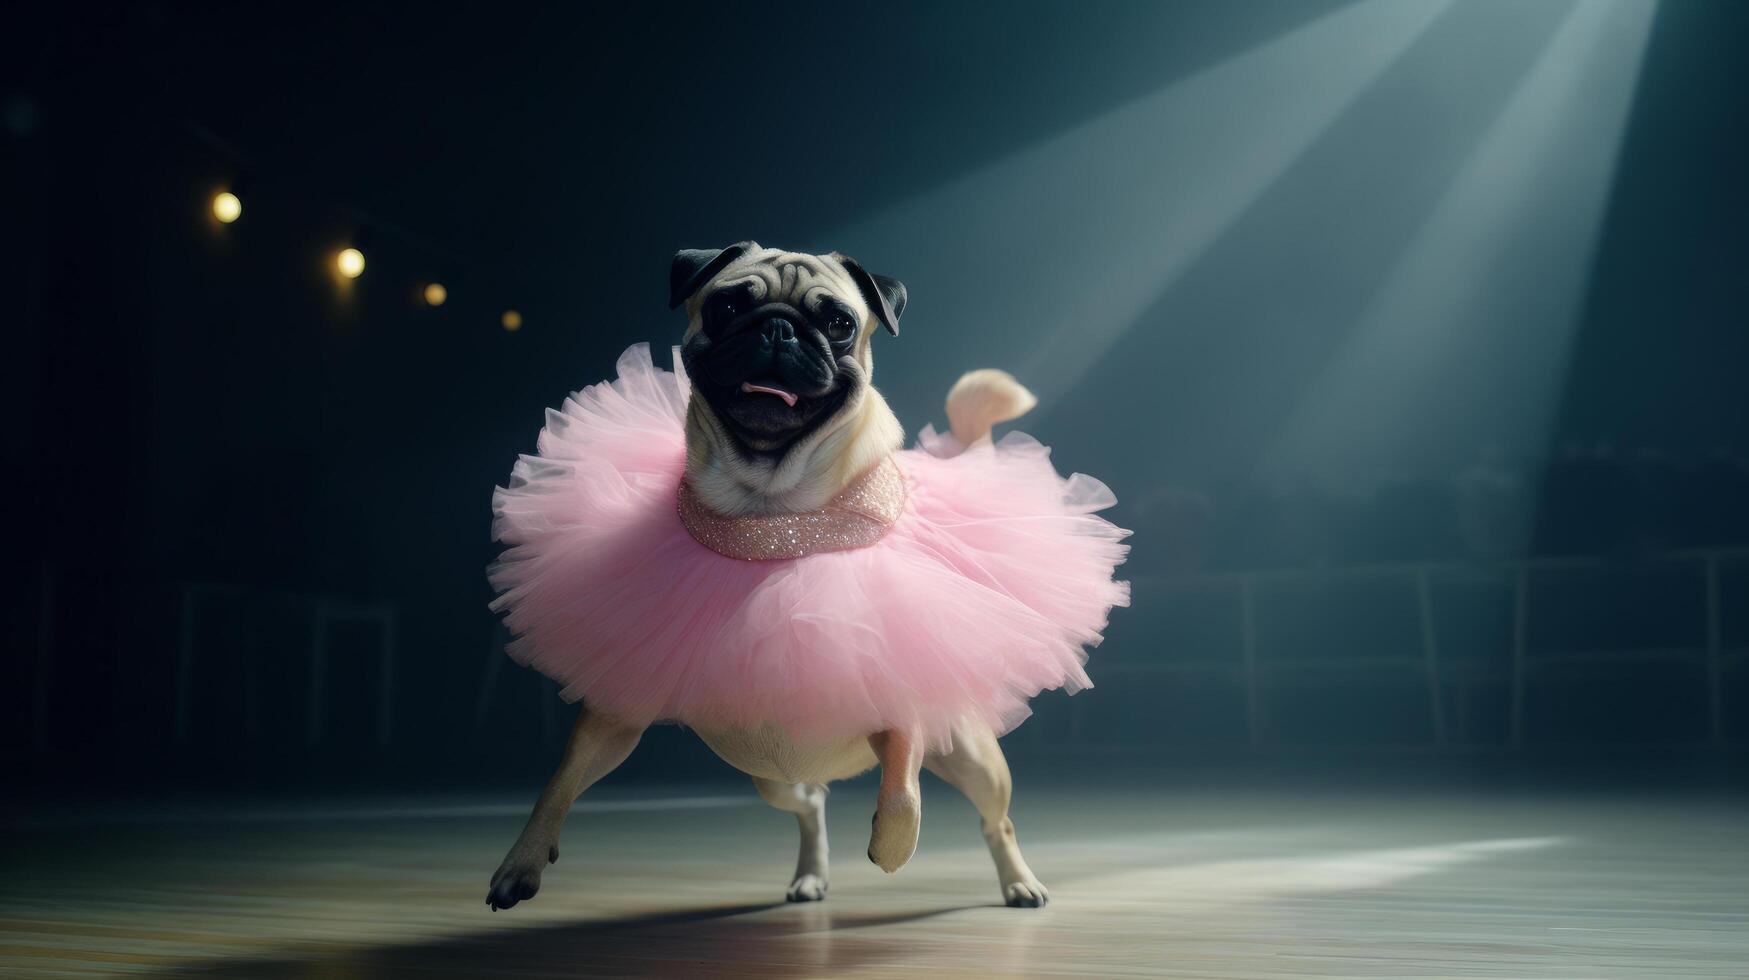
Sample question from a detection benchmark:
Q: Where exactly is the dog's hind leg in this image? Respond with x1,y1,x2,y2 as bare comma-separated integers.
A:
752,778,830,901
486,703,644,911
924,720,1048,907
866,729,923,873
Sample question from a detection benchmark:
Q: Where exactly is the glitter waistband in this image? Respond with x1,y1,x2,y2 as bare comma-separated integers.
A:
677,457,907,561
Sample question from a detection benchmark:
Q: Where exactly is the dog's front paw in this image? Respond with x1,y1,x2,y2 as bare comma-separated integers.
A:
867,791,920,874
1003,878,1049,908
486,842,558,911
786,873,828,902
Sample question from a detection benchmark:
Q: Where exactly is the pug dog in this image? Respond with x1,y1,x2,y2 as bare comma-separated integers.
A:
487,243,1051,911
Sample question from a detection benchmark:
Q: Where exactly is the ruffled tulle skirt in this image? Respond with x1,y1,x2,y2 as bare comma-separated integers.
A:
489,344,1130,747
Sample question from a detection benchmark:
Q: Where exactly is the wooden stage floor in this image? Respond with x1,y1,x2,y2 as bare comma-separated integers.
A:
2,778,1746,978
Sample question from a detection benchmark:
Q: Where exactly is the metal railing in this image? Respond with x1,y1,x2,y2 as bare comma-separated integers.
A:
24,574,400,754
173,583,400,747
1064,548,1748,750
19,549,1745,758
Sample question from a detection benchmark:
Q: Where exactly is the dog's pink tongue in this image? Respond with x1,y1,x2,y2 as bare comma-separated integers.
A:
740,382,798,407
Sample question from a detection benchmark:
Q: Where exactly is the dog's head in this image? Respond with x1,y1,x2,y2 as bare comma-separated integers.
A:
671,242,906,456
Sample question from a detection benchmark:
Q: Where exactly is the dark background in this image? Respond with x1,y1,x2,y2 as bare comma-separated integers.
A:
4,0,1747,797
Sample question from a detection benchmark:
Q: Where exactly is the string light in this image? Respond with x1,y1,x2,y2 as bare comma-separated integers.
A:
190,142,520,329
212,191,242,223
336,247,365,279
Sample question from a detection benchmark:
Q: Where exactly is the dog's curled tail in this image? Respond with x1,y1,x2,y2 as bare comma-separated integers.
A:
946,368,1037,445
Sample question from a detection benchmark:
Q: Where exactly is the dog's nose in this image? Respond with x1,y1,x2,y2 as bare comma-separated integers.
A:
760,317,797,346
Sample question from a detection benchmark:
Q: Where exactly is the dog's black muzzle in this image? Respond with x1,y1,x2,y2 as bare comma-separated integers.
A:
701,303,835,395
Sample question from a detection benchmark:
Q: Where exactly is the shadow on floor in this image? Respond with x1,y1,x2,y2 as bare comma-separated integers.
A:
153,900,992,978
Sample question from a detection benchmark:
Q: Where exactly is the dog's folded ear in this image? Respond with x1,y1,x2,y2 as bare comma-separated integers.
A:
669,242,754,310
836,255,906,337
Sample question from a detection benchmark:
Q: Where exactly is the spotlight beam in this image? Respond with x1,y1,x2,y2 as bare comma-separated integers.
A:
826,0,1453,425
1003,0,1591,488
1265,0,1659,482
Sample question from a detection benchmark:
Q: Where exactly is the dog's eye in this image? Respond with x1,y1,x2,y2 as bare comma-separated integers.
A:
824,312,857,344
707,289,747,321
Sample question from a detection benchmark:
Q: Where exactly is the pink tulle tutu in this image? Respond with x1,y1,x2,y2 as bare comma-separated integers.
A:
488,344,1130,747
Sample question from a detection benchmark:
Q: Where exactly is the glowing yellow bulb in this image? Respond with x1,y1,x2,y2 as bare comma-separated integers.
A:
501,310,523,331
336,247,365,279
212,191,241,223
424,282,448,307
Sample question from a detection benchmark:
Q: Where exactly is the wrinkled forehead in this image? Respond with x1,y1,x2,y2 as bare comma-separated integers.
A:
705,249,866,318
